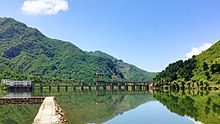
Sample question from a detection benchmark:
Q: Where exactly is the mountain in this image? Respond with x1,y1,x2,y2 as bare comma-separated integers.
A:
87,50,158,82
87,50,116,61
154,40,220,84
0,17,156,82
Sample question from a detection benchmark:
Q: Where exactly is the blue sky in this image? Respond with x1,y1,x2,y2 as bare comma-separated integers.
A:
1,0,220,72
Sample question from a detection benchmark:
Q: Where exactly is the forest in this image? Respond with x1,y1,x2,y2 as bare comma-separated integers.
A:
0,17,156,83
154,40,220,85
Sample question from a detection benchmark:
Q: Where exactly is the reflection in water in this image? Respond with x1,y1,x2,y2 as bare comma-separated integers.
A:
1,89,220,124
34,89,210,124
54,91,156,124
104,101,195,124
33,89,220,124
6,91,32,97
154,90,220,124
0,104,40,124
0,91,39,124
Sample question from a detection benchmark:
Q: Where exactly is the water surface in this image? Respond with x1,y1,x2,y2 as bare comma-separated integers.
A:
104,101,197,124
1,89,220,124
0,104,40,124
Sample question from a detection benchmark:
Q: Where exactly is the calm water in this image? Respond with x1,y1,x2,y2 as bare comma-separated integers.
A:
0,103,40,124
103,101,201,124
1,89,220,124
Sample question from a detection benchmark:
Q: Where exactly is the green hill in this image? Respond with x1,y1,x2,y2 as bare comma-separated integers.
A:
154,40,220,84
87,50,158,82
192,41,220,82
0,17,156,82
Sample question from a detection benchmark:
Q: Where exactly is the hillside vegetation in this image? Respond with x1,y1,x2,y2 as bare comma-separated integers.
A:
0,17,156,83
155,40,220,84
87,50,158,82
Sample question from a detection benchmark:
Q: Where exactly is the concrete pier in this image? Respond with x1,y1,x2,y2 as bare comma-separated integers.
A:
33,97,63,124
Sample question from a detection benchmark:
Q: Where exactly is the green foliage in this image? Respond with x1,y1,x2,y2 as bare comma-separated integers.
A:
85,50,157,82
155,58,196,83
0,83,6,96
203,62,209,70
0,17,156,83
193,40,220,82
179,57,197,81
205,71,211,80
211,63,220,74
155,40,220,84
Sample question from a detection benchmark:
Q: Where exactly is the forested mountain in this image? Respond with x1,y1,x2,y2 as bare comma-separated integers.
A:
0,17,156,82
155,40,220,84
87,50,158,82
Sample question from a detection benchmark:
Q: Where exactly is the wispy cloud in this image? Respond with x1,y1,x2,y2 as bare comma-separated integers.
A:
185,42,213,59
21,0,68,15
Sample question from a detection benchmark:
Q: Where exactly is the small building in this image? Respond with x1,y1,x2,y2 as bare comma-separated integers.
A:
1,79,32,87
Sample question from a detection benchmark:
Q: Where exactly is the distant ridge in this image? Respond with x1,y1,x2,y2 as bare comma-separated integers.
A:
0,17,157,82
87,50,158,82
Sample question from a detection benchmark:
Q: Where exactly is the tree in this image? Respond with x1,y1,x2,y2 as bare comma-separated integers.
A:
187,81,191,88
204,81,209,90
205,71,211,80
179,58,197,81
211,64,220,74
199,80,204,89
203,62,209,70
181,81,185,90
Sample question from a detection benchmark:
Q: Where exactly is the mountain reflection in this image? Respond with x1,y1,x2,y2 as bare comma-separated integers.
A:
154,90,220,124
55,90,155,124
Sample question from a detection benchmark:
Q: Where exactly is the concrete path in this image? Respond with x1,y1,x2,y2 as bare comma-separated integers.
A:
33,97,61,124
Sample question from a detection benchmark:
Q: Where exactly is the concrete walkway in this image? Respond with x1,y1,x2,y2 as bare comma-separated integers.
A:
33,97,61,124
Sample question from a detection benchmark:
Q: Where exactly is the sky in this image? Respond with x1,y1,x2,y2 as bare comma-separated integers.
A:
0,0,220,72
